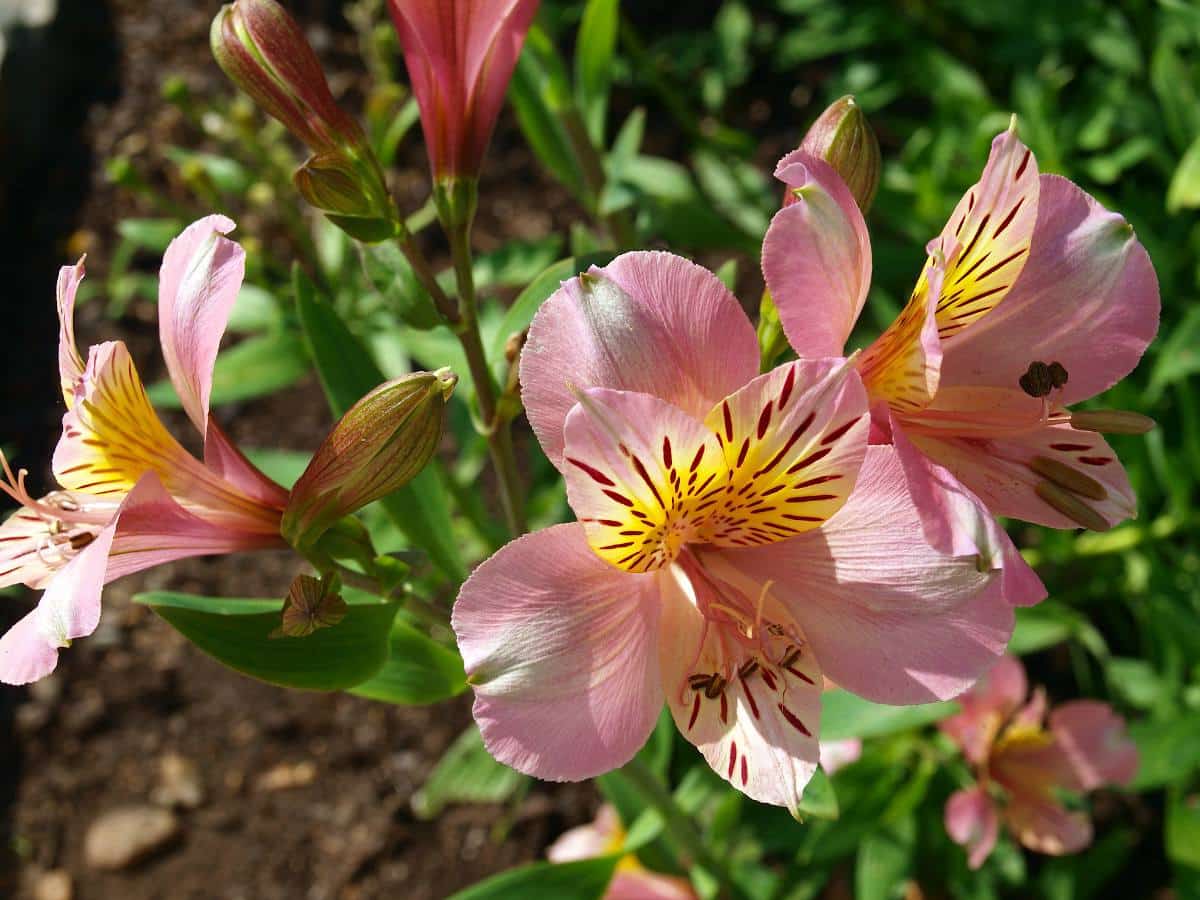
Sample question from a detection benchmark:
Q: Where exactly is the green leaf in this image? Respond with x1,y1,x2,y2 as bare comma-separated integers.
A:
147,332,309,409
1167,789,1200,869
412,724,528,818
136,591,397,691
575,0,619,144
165,147,253,194
241,448,312,490
820,690,957,741
227,284,282,333
797,767,839,821
1010,602,1108,658
855,815,916,900
490,252,613,361
1128,714,1200,791
115,218,185,252
293,266,466,580
510,26,584,197
1168,136,1200,213
350,618,467,705
473,237,565,291
448,857,619,900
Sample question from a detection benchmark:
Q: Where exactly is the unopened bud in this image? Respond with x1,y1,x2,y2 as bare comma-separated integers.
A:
792,96,880,214
282,368,457,547
212,0,363,153
213,0,399,241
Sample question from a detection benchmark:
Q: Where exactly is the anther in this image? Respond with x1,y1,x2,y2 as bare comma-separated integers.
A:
704,675,728,700
738,659,759,679
1068,410,1156,435
779,646,803,669
1035,481,1110,532
1019,361,1068,398
1029,456,1107,500
689,673,714,691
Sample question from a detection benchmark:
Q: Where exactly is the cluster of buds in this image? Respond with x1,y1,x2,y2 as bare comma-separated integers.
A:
212,0,398,241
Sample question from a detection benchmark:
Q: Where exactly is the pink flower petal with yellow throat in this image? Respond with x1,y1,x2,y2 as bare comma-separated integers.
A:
521,252,759,471
453,524,664,781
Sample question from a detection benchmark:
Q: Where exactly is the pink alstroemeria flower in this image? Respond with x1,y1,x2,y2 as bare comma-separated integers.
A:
0,215,289,684
762,123,1159,544
388,0,539,182
454,251,1014,814
940,655,1137,868
548,805,697,900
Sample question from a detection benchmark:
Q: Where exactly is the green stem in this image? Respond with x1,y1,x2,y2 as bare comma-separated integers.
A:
447,222,527,537
394,230,460,324
620,758,748,900
333,561,450,631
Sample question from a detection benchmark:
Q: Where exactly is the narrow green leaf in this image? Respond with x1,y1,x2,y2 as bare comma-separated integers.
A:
148,332,309,409
293,266,466,580
797,768,839,821
1168,136,1200,213
448,857,619,900
136,590,397,691
855,815,916,900
510,26,584,196
1167,789,1200,869
575,0,619,144
350,618,467,705
412,724,528,818
1128,715,1200,791
820,690,957,741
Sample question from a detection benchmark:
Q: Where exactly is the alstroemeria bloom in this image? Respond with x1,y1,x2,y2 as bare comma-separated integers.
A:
548,805,697,900
0,216,290,684
455,252,1014,814
763,124,1159,541
940,655,1137,868
388,0,539,182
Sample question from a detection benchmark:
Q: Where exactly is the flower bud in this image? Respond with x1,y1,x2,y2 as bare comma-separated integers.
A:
790,95,881,214
282,369,457,548
212,0,398,240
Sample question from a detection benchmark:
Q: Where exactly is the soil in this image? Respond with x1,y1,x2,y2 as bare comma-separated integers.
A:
0,1,595,898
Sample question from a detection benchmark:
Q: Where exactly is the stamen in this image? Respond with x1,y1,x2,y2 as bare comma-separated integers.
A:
1035,482,1110,532
1069,410,1156,435
1029,456,1107,500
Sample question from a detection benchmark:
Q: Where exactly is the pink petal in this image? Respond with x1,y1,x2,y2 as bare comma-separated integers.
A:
1004,788,1093,856
658,563,822,817
762,152,872,358
859,252,945,413
520,251,759,471
0,502,120,685
926,128,1040,340
57,257,87,405
940,655,1028,764
945,786,1000,870
388,0,537,178
908,416,1136,530
939,174,1159,405
700,359,869,546
453,524,664,781
157,215,245,440
1049,700,1138,790
104,473,284,582
818,738,862,775
562,387,721,573
607,871,698,900
713,445,1012,704
891,420,1045,607
202,417,289,509
547,805,622,863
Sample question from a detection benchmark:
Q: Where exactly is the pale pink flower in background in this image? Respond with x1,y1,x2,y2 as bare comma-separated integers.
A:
818,738,862,775
455,251,1014,815
548,805,697,900
940,655,1137,868
0,216,289,685
388,0,539,182
762,122,1158,555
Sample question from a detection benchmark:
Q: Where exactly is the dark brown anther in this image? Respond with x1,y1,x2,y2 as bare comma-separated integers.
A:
738,659,760,679
779,646,803,669
704,675,727,700
1048,361,1069,389
1019,361,1053,398
688,673,713,691
69,531,95,550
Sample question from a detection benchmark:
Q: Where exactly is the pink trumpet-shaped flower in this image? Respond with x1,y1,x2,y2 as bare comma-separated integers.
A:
455,251,1015,814
763,122,1159,543
0,216,290,685
548,805,697,900
940,655,1137,868
388,0,539,182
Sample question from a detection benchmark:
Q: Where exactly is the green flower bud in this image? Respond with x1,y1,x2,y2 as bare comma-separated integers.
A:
797,95,881,214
